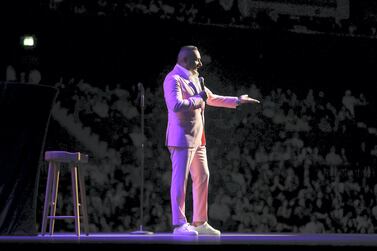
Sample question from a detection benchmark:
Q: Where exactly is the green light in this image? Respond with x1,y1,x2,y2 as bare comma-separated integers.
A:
22,35,36,48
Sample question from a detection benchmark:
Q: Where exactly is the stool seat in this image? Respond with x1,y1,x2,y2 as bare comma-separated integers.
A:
41,151,89,237
45,151,88,163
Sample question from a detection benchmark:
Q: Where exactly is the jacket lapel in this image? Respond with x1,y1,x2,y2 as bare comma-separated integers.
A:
188,81,199,95
173,65,198,96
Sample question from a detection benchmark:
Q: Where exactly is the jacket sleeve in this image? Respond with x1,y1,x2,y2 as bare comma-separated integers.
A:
164,75,204,112
205,86,239,109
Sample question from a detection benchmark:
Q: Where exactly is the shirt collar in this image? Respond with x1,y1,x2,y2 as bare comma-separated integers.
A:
176,64,198,79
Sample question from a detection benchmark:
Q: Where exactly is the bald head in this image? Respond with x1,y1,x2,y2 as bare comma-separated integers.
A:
177,45,202,74
177,46,198,62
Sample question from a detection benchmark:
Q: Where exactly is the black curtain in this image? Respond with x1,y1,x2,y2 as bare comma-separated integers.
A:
0,82,58,235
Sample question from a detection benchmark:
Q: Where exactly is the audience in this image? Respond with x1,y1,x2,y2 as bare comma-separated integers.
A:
39,67,376,233
44,0,377,38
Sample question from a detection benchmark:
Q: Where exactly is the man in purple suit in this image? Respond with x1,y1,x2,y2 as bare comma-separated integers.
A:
163,45,260,235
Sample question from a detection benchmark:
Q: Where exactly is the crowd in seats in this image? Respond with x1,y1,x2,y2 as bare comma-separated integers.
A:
45,0,377,38
5,64,42,84
204,81,377,233
40,64,377,233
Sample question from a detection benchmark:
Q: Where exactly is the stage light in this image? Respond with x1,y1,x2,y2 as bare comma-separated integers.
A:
21,35,36,48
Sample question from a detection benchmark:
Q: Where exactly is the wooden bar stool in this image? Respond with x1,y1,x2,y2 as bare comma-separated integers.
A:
41,151,89,236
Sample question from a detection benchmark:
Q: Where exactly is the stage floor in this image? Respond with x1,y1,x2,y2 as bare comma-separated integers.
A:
1,233,377,250
1,232,377,245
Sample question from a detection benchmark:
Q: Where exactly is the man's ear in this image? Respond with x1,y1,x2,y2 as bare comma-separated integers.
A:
182,56,188,65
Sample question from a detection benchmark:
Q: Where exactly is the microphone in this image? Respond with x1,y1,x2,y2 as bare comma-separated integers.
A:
138,82,144,93
199,77,205,91
198,77,207,102
138,82,144,108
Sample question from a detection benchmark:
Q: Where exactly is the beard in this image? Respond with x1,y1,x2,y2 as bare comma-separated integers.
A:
191,68,199,77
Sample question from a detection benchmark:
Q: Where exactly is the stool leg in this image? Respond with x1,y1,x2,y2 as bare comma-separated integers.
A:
71,165,80,236
41,162,54,235
49,162,60,235
78,166,89,235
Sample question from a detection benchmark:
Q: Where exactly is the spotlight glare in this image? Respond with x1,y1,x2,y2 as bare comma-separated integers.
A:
22,35,36,48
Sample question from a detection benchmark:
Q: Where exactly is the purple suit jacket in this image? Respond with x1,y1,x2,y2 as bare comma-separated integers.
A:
163,65,239,147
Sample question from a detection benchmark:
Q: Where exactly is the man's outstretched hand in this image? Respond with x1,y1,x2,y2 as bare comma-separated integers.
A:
239,94,260,104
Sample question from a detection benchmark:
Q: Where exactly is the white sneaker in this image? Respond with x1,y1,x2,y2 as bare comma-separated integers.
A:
189,222,221,235
173,223,198,236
